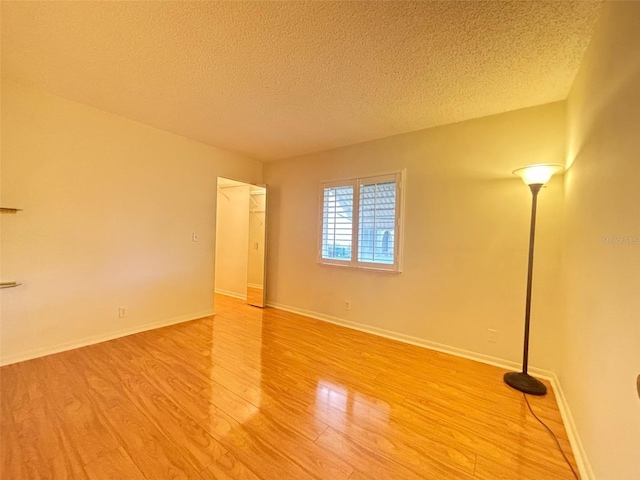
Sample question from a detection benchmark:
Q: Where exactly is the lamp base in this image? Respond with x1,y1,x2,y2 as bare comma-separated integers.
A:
504,371,547,396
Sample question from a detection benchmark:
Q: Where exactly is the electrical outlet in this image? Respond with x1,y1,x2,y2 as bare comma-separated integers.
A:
345,301,351,311
118,306,127,318
487,329,498,344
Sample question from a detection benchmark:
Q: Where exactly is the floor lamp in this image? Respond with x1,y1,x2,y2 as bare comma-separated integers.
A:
504,164,563,396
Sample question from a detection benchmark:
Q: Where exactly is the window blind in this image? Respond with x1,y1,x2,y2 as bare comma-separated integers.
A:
321,185,354,261
358,180,396,264
318,172,402,271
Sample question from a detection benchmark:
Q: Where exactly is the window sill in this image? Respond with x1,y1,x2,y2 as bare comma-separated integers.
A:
317,260,402,274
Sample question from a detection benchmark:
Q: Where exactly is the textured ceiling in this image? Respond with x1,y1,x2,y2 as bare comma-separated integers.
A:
1,1,602,161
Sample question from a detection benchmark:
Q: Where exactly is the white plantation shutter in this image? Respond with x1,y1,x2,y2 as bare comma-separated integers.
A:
358,178,396,265
319,173,402,271
321,184,354,262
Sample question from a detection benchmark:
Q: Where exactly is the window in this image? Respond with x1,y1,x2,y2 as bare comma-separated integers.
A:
319,172,403,271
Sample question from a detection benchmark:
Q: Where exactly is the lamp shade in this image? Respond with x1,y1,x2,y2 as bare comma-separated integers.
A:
512,164,563,186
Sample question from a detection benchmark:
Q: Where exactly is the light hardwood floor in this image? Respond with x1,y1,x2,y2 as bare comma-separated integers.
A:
1,295,578,479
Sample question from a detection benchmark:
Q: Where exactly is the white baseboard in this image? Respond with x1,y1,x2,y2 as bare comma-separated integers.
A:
547,373,594,479
266,301,591,479
215,288,247,300
267,301,553,378
0,309,215,366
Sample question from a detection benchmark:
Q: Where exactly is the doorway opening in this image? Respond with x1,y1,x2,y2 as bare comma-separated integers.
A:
214,177,267,307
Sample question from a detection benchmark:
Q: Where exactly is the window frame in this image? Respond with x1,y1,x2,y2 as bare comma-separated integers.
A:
317,171,404,272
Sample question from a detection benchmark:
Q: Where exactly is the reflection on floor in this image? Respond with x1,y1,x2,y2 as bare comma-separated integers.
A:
0,294,578,479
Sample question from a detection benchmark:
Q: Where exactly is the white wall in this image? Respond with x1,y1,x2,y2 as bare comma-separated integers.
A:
562,2,640,479
0,80,262,364
214,184,250,298
265,102,566,371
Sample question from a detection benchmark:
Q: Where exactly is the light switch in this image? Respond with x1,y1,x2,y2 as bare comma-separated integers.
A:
192,233,199,242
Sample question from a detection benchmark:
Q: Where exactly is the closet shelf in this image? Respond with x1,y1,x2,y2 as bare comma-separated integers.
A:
1,207,22,214
1,282,22,289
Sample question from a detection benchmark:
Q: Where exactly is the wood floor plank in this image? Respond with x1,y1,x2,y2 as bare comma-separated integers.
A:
1,422,29,479
51,388,121,466
15,358,47,402
240,418,352,480
400,391,576,471
204,452,262,480
313,399,477,476
4,400,88,479
113,339,215,420
316,426,474,480
0,363,29,425
99,403,207,480
82,447,146,480
28,352,121,467
474,453,577,480
200,379,328,442
0,294,580,479
199,405,320,480
86,348,228,473
72,349,208,480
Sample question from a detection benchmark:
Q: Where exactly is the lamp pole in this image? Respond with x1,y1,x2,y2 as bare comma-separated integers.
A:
522,183,541,375
504,182,547,396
